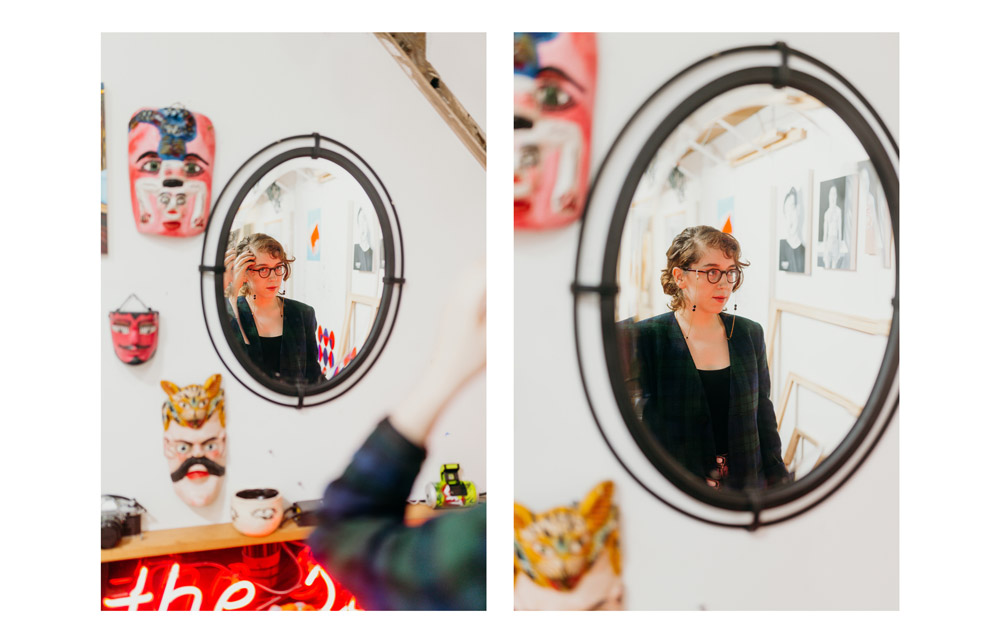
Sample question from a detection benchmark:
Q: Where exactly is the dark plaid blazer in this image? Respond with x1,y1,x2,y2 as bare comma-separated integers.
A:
634,312,788,490
233,296,322,385
308,418,486,610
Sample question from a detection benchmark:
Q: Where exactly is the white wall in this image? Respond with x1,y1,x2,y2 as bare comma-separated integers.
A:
102,33,486,530
514,33,898,609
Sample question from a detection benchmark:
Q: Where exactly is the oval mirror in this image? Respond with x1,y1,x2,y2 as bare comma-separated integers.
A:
574,45,898,527
201,135,403,407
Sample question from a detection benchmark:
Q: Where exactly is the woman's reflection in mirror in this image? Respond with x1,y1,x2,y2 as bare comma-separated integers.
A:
779,187,805,273
229,233,322,385
634,226,788,490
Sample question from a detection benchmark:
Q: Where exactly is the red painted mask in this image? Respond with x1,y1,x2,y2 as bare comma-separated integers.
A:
128,107,216,237
109,310,159,365
514,33,597,230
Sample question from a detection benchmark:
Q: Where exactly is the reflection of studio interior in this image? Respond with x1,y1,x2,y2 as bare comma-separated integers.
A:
512,34,898,611
617,83,895,482
101,33,486,611
231,159,386,379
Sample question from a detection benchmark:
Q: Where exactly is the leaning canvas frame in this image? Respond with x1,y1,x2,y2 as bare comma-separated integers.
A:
774,373,861,481
766,300,891,478
782,427,825,479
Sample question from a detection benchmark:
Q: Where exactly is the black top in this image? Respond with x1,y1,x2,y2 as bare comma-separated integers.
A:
697,366,731,455
256,335,282,378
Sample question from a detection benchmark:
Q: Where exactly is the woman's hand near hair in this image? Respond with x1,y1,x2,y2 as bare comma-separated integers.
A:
231,248,256,290
229,248,256,344
391,261,486,448
223,246,238,298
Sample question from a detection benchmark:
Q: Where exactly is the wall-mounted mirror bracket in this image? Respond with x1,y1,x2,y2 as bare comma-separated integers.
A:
772,41,790,88
570,282,619,298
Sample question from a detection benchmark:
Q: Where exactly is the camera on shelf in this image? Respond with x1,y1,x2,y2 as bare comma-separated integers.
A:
101,494,146,549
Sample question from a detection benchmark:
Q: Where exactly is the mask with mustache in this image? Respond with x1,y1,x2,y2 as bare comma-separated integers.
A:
170,456,227,482
161,375,227,507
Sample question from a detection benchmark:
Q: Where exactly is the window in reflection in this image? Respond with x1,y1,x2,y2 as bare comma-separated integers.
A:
616,85,894,490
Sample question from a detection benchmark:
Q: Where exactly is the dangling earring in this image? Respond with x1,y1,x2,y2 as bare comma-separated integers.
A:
253,293,257,301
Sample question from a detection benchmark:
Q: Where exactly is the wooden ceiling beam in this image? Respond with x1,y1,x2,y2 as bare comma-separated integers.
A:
376,32,486,169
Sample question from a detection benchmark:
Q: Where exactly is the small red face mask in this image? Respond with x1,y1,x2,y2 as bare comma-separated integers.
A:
128,106,215,237
109,310,159,365
514,33,597,230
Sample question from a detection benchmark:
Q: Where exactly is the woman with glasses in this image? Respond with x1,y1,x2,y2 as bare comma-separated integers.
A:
634,226,788,490
228,233,322,385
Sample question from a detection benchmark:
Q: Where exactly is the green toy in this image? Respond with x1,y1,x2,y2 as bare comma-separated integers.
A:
425,463,478,508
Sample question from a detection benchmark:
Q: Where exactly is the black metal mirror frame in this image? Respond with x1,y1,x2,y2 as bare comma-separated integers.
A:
573,44,898,528
200,134,404,407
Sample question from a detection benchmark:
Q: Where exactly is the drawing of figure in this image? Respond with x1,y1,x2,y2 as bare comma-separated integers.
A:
823,185,843,269
860,166,883,256
778,187,805,273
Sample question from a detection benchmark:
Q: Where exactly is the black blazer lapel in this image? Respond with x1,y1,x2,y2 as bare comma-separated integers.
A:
723,313,762,487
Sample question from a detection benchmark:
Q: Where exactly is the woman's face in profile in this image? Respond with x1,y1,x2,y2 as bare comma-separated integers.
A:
680,247,736,314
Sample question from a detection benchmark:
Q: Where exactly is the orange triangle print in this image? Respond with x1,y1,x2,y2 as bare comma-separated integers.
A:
722,215,733,234
310,224,320,250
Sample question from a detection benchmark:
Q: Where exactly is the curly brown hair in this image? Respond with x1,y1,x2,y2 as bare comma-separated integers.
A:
237,233,295,298
660,225,749,311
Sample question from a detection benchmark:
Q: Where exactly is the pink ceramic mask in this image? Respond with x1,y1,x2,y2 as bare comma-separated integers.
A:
514,33,597,230
128,107,215,237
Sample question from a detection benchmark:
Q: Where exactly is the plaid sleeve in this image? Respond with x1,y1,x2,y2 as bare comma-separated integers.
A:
307,418,486,610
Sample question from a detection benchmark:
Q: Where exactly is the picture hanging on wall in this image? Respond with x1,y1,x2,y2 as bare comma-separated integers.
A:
127,106,215,237
815,173,858,271
776,173,811,274
513,481,623,610
513,32,598,230
161,374,227,508
857,160,892,269
307,208,321,261
101,83,108,255
717,196,734,234
353,206,374,272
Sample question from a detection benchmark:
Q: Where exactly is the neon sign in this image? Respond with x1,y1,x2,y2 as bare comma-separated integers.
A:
102,541,360,611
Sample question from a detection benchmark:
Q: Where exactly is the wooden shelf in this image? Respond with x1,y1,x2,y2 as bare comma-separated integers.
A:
101,521,313,563
101,502,470,563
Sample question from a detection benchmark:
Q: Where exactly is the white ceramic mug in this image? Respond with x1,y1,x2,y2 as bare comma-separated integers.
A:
231,488,283,537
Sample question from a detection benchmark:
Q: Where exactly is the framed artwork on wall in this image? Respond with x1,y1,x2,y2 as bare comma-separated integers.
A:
815,172,857,271
776,172,811,275
858,159,892,269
